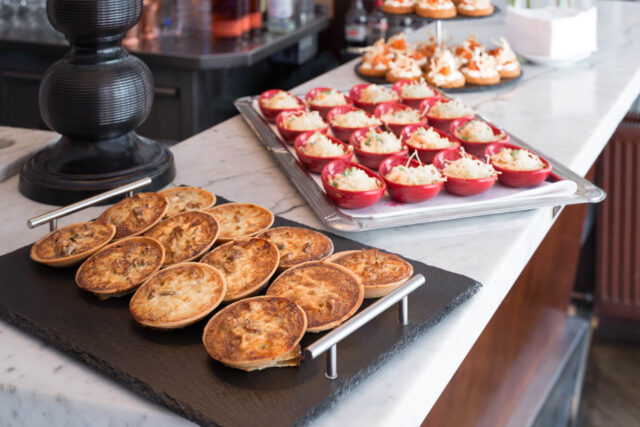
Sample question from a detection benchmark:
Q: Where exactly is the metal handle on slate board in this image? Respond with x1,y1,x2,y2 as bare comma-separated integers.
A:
305,274,426,379
26,177,152,232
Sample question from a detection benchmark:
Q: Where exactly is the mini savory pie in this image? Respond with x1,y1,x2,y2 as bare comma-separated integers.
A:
488,37,521,79
307,88,350,109
329,109,381,129
384,164,445,187
279,110,327,132
200,237,280,302
202,296,307,371
416,0,456,19
454,119,506,142
75,236,164,299
426,49,465,89
386,54,423,83
457,0,493,17
490,147,546,171
98,192,169,240
129,262,226,329
406,126,457,149
454,35,484,67
359,128,404,153
405,49,428,68
159,187,216,218
266,261,364,332
30,221,116,267
204,203,274,242
461,48,500,86
358,84,400,105
416,37,439,59
328,167,384,192
326,249,414,298
258,226,334,270
387,32,409,54
381,0,415,14
428,98,474,119
144,211,220,266
259,90,302,110
360,39,393,78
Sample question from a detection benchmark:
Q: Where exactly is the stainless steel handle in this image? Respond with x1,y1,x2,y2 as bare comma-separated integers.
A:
305,273,426,379
27,177,152,231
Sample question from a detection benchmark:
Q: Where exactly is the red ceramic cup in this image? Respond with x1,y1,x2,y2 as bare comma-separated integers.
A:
294,131,354,174
374,101,427,137
349,83,399,114
350,127,408,170
258,89,305,122
420,98,474,134
326,105,380,142
321,160,386,209
275,111,328,145
400,124,460,164
392,79,440,110
379,155,444,203
305,87,352,120
484,143,552,188
449,117,510,158
432,148,497,196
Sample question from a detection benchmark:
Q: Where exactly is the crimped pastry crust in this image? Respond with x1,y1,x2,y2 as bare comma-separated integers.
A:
144,211,220,266
160,187,216,218
204,203,274,242
98,192,168,239
202,296,307,371
75,237,164,299
258,227,334,270
325,249,413,298
266,261,364,332
30,221,115,267
457,4,493,16
426,74,466,88
416,4,456,18
200,237,280,302
129,262,227,329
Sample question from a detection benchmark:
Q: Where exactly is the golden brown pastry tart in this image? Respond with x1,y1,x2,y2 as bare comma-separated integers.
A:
200,237,279,302
30,221,116,267
98,192,169,239
325,249,413,298
159,186,216,218
258,226,334,270
75,236,165,299
204,202,274,242
202,296,307,371
266,261,364,332
144,211,220,266
129,262,227,329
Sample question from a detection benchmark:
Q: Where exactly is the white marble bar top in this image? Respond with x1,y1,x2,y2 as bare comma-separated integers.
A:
2,1,640,426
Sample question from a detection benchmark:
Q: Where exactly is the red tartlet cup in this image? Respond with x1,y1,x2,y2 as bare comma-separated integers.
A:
349,83,399,114
305,87,352,120
400,124,460,164
258,89,305,122
374,101,427,137
392,79,440,110
326,105,380,142
449,117,510,158
321,160,386,209
294,131,354,174
432,149,497,196
350,128,408,170
275,111,328,145
484,143,552,188
420,98,474,134
379,155,444,203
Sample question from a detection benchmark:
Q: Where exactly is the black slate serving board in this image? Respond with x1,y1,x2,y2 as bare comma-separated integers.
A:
0,200,481,426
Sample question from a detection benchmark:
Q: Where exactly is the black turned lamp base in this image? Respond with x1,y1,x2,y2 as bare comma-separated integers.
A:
19,133,175,205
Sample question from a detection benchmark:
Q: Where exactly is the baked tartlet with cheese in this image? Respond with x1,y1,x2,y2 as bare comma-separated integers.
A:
129,262,227,329
98,192,169,239
267,261,364,332
159,187,216,218
75,236,165,299
258,226,334,270
200,237,280,302
30,221,116,267
144,211,220,266
202,296,307,371
457,0,493,16
204,203,274,243
381,0,415,15
326,249,413,298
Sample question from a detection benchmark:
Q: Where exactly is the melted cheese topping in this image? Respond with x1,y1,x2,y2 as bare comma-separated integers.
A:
400,78,436,99
331,249,413,287
380,108,424,125
161,187,216,218
261,90,301,109
456,119,504,142
98,192,168,239
428,98,473,119
491,148,546,171
359,128,403,153
385,164,444,185
201,238,279,301
407,127,455,149
259,226,333,269
300,132,348,157
33,221,113,260
205,203,273,240
281,111,327,131
267,262,363,331
330,167,383,192
309,89,348,107
442,154,497,179
330,110,381,128
129,263,226,327
359,85,399,104
144,211,219,265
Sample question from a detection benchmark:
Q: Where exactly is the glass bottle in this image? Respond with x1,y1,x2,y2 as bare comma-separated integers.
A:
367,0,388,44
267,0,295,33
211,0,244,39
344,0,368,52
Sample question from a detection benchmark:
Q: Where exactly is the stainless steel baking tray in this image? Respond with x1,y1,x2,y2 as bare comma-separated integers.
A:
234,89,605,232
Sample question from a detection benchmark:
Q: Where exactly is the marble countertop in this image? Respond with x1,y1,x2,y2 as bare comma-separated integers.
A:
2,1,640,425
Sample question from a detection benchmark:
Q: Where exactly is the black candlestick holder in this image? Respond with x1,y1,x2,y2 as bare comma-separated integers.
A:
19,0,175,205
